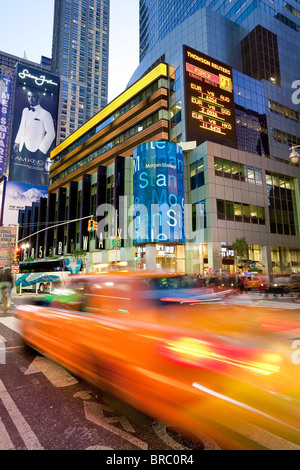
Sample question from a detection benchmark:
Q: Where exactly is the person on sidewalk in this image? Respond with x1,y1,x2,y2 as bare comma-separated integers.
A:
0,268,13,310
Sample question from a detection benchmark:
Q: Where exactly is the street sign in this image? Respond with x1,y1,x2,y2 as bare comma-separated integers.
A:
112,237,121,247
12,265,19,273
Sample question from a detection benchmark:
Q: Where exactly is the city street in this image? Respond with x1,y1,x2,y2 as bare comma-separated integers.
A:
1,292,300,451
0,295,214,452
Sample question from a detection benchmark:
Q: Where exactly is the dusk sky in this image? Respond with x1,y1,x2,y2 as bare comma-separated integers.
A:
1,0,139,102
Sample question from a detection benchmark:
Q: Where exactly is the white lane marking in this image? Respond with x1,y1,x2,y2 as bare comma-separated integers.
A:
0,317,21,334
193,382,300,450
0,417,15,450
228,416,300,450
0,378,44,450
0,335,6,365
25,356,78,388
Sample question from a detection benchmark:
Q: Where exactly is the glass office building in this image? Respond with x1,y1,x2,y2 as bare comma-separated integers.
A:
127,0,300,273
52,0,109,144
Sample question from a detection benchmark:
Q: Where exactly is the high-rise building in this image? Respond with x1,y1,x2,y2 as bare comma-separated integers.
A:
133,0,300,167
51,0,110,144
139,0,300,61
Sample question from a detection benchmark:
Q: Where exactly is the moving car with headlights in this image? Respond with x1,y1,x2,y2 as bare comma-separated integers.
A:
15,272,300,449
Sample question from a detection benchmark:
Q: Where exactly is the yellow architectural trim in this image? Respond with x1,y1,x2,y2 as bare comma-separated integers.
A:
51,63,168,159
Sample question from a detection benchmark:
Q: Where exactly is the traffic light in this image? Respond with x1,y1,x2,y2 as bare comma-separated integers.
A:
15,247,21,261
93,220,98,232
88,219,93,232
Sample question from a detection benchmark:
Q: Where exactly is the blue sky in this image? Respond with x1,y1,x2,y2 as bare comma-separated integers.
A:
1,0,139,102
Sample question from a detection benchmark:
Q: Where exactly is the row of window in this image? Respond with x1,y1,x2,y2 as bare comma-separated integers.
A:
214,157,263,184
268,99,300,122
269,209,297,235
190,160,297,210
259,0,300,32
271,128,300,147
266,171,296,235
50,112,161,185
217,199,266,224
53,80,162,164
266,171,294,190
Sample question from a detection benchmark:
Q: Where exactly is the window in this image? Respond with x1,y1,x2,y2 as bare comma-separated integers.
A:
214,157,263,185
190,158,204,189
170,101,182,127
214,157,223,176
192,201,206,231
266,171,296,235
241,25,281,86
217,199,265,224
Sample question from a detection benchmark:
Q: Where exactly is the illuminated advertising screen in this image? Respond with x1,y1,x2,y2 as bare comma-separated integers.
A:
2,181,48,227
184,45,237,147
0,70,13,174
133,141,185,244
9,64,59,186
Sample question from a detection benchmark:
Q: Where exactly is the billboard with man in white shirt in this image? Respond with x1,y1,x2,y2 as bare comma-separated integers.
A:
9,64,59,186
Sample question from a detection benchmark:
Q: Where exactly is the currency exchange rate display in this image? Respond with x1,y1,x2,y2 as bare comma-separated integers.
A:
184,45,237,148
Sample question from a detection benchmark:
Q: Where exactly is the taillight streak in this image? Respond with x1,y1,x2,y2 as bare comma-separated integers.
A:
160,337,282,375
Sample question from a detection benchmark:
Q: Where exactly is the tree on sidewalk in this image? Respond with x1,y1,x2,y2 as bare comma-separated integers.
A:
231,237,248,271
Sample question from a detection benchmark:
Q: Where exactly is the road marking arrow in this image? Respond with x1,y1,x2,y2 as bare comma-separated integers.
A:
25,356,78,387
0,335,6,365
74,391,148,450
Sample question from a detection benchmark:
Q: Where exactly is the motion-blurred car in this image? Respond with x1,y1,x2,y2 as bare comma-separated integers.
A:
15,272,300,449
289,274,300,294
242,276,262,290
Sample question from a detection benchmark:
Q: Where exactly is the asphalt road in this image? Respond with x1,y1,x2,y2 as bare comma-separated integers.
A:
0,300,212,452
1,292,300,452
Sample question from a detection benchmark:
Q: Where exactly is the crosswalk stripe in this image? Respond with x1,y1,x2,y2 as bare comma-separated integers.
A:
228,416,300,450
0,417,15,450
0,317,20,334
0,379,44,450
193,382,300,449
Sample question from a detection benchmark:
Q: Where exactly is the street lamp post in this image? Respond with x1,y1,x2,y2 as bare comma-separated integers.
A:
289,145,300,164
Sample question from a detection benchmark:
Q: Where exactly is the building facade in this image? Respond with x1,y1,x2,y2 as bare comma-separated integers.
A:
51,0,110,145
18,1,300,275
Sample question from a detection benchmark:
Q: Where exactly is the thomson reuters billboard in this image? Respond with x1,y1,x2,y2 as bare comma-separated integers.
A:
184,45,237,148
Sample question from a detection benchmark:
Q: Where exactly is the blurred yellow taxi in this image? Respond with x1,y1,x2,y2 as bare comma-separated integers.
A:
242,276,262,290
15,272,300,449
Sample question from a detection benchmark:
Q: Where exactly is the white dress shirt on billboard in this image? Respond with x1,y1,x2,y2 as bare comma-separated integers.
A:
14,104,55,154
